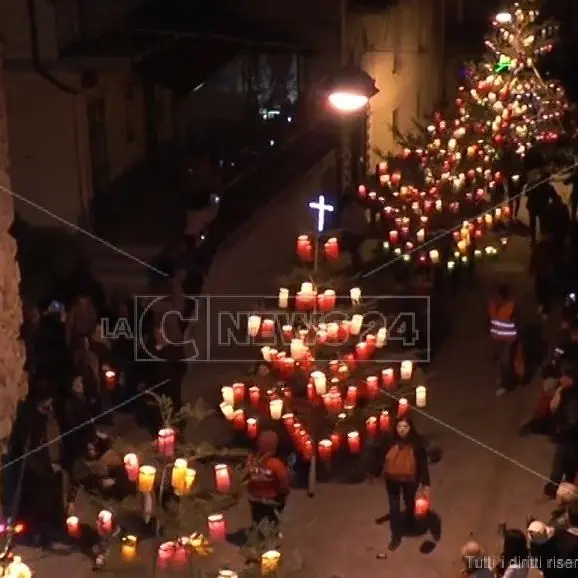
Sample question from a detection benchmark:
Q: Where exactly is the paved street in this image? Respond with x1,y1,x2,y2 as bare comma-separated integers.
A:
15,226,561,577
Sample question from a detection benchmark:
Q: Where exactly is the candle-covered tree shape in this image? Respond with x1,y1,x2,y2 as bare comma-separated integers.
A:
68,394,248,574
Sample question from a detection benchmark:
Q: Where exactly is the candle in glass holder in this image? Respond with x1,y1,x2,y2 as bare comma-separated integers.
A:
346,385,358,405
330,432,341,449
185,468,196,493
157,542,175,569
121,535,138,562
282,413,295,430
220,402,234,420
232,382,245,404
208,514,226,542
269,398,283,420
248,315,261,337
158,428,176,457
327,322,339,340
324,289,336,309
389,230,399,244
281,357,295,376
261,550,282,575
232,409,246,430
66,515,80,538
311,371,327,395
316,329,328,343
247,418,258,439
350,314,363,336
350,287,361,305
290,339,305,359
138,465,156,493
324,237,339,261
123,453,139,482
366,416,378,438
400,360,413,380
366,375,379,398
296,235,312,261
356,342,369,360
347,431,361,453
307,382,315,401
415,385,427,408
397,398,409,417
97,510,113,535
379,410,390,431
249,386,260,406
317,439,333,461
416,228,425,243
214,464,231,493
221,386,234,405
278,288,289,308
429,249,440,264
260,319,274,338
376,327,387,348
171,458,188,494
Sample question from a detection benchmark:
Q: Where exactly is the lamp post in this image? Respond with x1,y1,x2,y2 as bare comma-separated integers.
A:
327,67,379,199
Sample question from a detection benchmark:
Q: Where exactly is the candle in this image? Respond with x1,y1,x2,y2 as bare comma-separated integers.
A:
104,368,117,390
347,431,361,453
415,385,427,408
296,235,312,261
350,287,361,305
123,453,139,482
416,228,425,243
317,439,333,461
278,288,289,308
346,385,358,405
324,289,336,309
429,249,440,264
397,397,409,417
311,371,327,395
261,319,274,338
248,315,261,337
282,413,294,430
366,416,378,438
97,510,113,535
400,360,413,380
324,237,339,261
232,382,245,404
376,327,387,348
381,367,394,389
327,322,339,340
157,542,175,569
66,515,80,538
379,410,390,431
350,314,363,336
414,495,430,518
269,398,283,420
218,572,238,578
366,375,379,398
261,550,282,575
290,338,305,359
220,402,234,420
158,428,176,457
356,342,369,360
121,535,137,562
138,465,156,493
221,385,234,405
316,329,328,343
185,468,196,493
232,409,246,430
247,417,258,439
330,432,341,449
389,230,399,244
214,464,231,493
171,458,188,494
208,514,226,542
249,386,260,406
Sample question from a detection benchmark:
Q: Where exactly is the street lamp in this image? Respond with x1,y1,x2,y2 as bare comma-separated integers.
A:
326,67,379,197
495,11,512,24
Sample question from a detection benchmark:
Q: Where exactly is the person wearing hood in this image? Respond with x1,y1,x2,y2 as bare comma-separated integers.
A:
246,430,290,535
382,417,430,551
527,520,557,577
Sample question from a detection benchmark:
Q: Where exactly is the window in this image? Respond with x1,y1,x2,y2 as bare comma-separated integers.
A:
125,84,135,143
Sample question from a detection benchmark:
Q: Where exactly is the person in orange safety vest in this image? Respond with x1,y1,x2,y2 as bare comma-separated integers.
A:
247,430,290,537
489,284,519,397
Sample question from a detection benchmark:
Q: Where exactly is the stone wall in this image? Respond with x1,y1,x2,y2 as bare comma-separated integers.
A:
0,54,27,446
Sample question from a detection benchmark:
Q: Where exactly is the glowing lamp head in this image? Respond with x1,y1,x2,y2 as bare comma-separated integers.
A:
495,11,512,24
328,91,369,113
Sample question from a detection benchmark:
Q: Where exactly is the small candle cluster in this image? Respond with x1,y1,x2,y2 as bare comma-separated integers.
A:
297,235,340,264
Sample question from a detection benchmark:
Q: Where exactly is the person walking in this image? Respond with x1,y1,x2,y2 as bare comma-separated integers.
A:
525,169,557,246
530,233,557,320
488,284,519,396
246,430,290,539
382,417,430,551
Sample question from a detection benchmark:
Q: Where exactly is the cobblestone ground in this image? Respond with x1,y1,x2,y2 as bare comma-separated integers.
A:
16,227,558,577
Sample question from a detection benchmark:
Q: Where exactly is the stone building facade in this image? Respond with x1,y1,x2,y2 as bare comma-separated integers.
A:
0,52,27,446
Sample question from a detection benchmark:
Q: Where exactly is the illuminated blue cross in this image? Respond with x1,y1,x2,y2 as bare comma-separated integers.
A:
309,194,334,233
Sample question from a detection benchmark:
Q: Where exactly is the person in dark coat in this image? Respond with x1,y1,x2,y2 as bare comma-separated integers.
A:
10,390,70,549
550,508,578,576
381,417,430,551
526,170,557,246
530,233,557,319
544,366,578,497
